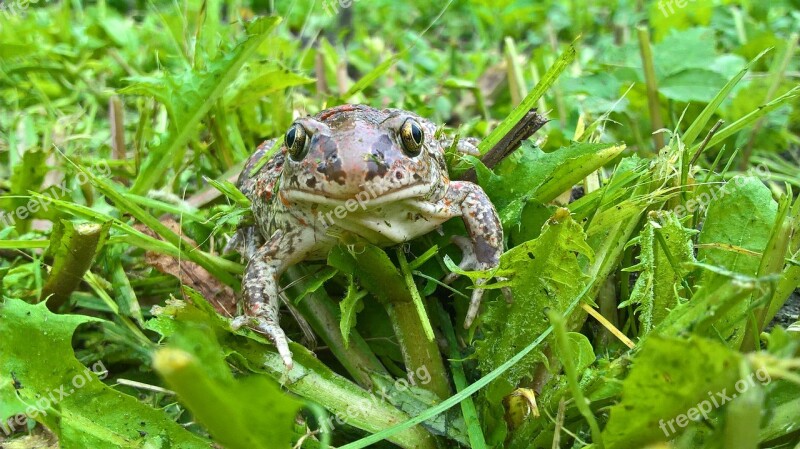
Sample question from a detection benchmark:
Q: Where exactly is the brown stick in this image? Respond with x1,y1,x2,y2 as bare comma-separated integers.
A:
459,109,549,183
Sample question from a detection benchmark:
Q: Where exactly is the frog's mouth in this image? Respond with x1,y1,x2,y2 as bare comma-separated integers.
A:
281,183,435,209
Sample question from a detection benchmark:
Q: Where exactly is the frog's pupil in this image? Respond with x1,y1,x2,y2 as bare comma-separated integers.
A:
286,127,297,148
411,124,422,144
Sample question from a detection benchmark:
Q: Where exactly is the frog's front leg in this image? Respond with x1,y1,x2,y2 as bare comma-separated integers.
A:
231,227,311,369
438,181,505,328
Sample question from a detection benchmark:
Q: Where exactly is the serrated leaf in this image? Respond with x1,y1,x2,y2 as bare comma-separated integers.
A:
621,211,697,334
475,208,593,404
474,141,625,226
0,298,211,448
602,336,742,449
128,16,280,194
340,275,366,348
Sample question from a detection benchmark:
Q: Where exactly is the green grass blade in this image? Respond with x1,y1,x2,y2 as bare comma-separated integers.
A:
682,49,771,147
338,283,589,449
478,43,576,155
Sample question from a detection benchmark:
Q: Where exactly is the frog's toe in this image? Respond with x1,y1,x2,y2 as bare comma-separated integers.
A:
464,279,486,328
231,313,294,370
443,235,479,284
254,319,294,370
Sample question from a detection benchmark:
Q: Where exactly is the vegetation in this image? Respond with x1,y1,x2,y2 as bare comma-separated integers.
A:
1,1,798,448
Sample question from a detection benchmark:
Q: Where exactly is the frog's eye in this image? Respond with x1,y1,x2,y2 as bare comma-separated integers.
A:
399,118,424,156
285,124,309,161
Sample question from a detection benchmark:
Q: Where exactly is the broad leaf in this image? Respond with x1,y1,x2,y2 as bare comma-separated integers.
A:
602,336,742,448
475,208,593,405
0,298,211,448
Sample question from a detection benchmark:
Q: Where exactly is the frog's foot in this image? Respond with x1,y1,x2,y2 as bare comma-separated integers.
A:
443,236,511,328
231,304,293,370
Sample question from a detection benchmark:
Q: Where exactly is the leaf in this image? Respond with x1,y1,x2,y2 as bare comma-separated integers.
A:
602,336,742,449
567,332,596,375
652,28,717,75
153,322,303,449
474,141,625,226
621,211,697,334
128,17,280,194
696,177,778,344
475,208,593,405
659,69,729,103
225,61,315,105
340,275,366,348
0,298,211,448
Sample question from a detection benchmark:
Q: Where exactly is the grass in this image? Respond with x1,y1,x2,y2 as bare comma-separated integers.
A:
1,1,799,448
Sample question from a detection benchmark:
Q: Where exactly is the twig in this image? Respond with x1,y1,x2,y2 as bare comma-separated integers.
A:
690,120,725,167
460,109,549,183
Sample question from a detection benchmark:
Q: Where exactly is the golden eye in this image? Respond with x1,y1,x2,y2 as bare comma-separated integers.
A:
399,118,424,156
285,124,309,161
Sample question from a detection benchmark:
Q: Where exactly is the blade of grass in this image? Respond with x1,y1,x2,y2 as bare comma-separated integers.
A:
682,49,770,147
690,86,800,155
434,302,487,449
337,283,590,449
477,42,576,154
637,26,664,151
396,248,435,342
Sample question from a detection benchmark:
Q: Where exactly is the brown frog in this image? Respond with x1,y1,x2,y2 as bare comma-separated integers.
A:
228,104,504,368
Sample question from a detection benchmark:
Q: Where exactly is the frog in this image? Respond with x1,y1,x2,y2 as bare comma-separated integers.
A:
227,104,504,369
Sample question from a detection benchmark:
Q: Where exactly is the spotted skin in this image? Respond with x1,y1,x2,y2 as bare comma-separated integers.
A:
230,104,504,368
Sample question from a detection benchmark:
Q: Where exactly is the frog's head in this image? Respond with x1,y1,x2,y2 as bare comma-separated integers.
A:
279,105,447,206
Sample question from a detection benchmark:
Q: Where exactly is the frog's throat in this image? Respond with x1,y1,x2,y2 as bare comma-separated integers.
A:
281,183,436,209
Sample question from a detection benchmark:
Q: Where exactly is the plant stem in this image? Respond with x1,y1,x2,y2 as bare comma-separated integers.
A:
548,310,604,449
637,26,664,151
385,299,451,399
286,266,388,389
327,243,451,400
41,220,110,310
235,341,438,449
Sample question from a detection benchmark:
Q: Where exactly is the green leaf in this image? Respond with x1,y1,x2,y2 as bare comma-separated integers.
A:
0,298,210,448
567,332,596,375
340,275,366,348
475,208,593,404
128,17,280,194
602,336,743,449
153,322,303,449
682,50,770,147
475,141,625,226
225,61,315,106
659,69,729,103
652,28,717,77
696,177,778,344
621,211,697,334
